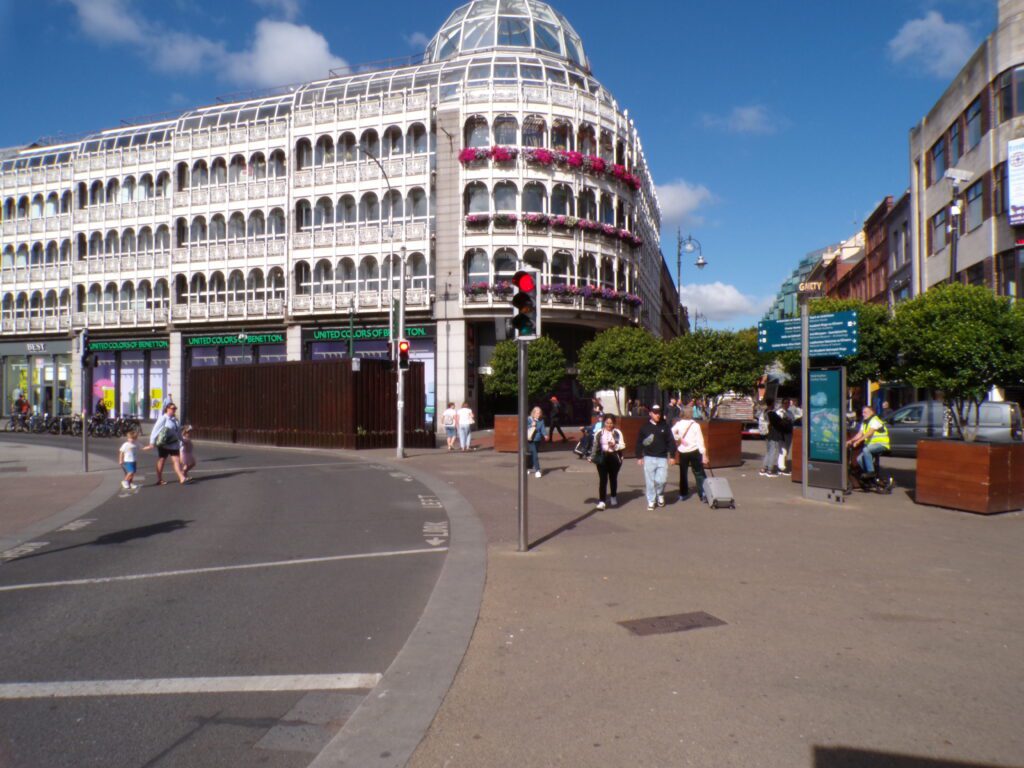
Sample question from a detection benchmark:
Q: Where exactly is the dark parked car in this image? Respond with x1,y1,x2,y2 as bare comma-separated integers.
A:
885,400,1023,457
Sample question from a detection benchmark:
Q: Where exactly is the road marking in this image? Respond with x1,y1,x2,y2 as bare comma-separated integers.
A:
0,673,382,700
0,547,448,593
55,519,96,532
190,461,363,474
423,521,449,547
0,542,49,561
418,495,443,508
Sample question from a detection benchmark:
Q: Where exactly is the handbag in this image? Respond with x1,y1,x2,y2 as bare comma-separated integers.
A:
154,427,171,447
527,422,537,441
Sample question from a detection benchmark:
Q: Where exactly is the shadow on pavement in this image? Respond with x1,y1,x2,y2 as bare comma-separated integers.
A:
814,746,1020,768
188,470,253,483
529,508,601,549
7,520,192,563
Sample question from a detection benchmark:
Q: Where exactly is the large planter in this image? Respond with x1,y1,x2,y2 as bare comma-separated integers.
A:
494,414,518,452
701,419,743,468
915,439,1024,514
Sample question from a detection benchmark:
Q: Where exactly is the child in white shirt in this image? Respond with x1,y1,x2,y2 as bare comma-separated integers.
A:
119,430,140,490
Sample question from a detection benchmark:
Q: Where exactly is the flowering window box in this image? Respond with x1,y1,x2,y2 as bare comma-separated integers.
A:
522,212,550,228
490,145,519,164
464,214,490,227
459,147,492,165
464,281,490,298
492,213,518,227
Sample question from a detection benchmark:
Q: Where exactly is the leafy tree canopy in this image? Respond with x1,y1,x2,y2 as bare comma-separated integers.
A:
659,329,763,416
577,327,663,411
484,336,568,398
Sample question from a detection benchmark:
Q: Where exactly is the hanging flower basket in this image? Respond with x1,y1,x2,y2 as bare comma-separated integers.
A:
464,281,490,297
459,147,492,165
524,147,555,167
490,145,519,163
623,293,643,307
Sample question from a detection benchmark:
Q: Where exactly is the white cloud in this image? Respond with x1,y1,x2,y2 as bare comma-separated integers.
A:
68,0,346,87
888,11,975,78
223,21,348,86
251,0,301,21
656,180,716,227
701,105,782,135
404,31,431,49
678,282,773,324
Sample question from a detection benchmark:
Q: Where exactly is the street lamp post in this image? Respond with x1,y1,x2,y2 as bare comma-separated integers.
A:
676,230,707,334
944,168,974,284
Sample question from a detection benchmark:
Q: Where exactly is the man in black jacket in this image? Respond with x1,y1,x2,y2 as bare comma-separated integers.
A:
759,398,791,477
636,404,674,510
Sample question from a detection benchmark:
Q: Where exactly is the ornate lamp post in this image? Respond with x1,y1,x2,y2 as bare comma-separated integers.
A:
676,229,707,334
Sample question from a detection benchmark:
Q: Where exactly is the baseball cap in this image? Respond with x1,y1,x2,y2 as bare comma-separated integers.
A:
650,404,661,412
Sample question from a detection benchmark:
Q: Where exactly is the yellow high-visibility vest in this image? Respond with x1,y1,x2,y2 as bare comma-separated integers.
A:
862,415,890,449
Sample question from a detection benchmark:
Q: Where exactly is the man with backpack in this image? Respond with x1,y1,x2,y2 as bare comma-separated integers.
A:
759,398,791,478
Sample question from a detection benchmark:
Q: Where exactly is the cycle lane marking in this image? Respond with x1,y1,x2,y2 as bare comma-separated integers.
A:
0,546,448,592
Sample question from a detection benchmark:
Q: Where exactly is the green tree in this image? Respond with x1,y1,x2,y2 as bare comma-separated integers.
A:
484,336,568,398
778,298,897,388
888,283,1024,437
658,329,764,417
576,327,663,413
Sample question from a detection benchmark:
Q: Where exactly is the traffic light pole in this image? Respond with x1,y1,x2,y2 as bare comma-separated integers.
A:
396,249,406,460
517,339,529,552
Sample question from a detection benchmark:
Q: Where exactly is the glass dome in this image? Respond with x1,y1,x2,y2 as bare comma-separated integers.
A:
426,0,589,72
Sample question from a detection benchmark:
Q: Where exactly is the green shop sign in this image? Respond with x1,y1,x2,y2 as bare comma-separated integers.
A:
185,332,285,347
309,326,429,342
89,339,170,352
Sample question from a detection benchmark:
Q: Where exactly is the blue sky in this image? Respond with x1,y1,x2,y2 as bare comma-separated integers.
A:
0,0,997,328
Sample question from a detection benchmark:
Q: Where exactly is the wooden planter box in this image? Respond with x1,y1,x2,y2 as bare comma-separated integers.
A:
915,439,1024,514
494,414,646,454
701,419,743,468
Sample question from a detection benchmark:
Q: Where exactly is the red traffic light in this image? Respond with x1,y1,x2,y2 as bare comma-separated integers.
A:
513,271,535,293
398,339,410,353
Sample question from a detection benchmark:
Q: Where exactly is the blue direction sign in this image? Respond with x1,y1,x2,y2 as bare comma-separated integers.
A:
758,311,859,357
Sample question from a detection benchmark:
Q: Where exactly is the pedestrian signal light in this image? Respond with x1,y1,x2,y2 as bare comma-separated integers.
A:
398,338,411,370
511,269,540,340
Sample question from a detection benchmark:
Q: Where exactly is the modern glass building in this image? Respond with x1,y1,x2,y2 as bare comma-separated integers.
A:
0,0,667,427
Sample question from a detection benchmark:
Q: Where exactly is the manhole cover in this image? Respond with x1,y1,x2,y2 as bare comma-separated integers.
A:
618,611,726,637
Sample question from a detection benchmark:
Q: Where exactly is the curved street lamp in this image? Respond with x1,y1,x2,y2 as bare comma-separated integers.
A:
676,230,707,333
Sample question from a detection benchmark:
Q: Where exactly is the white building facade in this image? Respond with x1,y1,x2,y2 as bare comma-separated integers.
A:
0,0,664,426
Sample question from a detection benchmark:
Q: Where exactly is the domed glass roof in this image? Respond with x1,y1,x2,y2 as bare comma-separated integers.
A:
426,0,589,72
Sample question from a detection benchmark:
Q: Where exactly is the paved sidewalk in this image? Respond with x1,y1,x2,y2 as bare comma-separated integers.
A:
370,437,1023,768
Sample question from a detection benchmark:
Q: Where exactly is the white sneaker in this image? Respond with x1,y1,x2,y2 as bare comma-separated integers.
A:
657,495,665,507
128,483,139,490
121,480,129,489
609,496,618,507
596,501,606,510
534,471,542,479
646,504,655,512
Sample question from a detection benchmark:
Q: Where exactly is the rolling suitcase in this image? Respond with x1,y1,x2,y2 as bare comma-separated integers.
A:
703,468,735,509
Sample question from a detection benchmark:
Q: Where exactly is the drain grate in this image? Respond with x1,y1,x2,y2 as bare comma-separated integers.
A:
618,611,726,637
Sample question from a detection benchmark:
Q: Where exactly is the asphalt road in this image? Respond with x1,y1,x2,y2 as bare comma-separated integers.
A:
0,435,451,768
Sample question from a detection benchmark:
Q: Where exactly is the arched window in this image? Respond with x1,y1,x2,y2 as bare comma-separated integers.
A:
175,162,189,190
600,129,614,162
315,135,334,166
60,239,72,262
44,241,58,264
190,216,208,243
58,289,70,314
616,139,626,166
209,214,226,242
137,280,153,310
29,195,43,219
337,195,356,224
601,258,615,289
226,155,245,184
2,198,14,219
136,227,153,253
493,115,518,146
464,248,488,285
121,229,137,254
552,250,573,285
15,245,28,266
359,129,379,158
524,248,546,278
29,291,43,318
89,233,103,257
208,272,225,304
30,243,43,265
246,268,265,301
464,182,489,215
210,158,227,185
44,193,59,217
14,292,28,319
121,176,136,203
295,138,313,170
408,252,429,290
382,254,403,292
314,197,334,227
106,179,121,204
600,193,614,224
294,200,312,232
523,116,546,147
60,190,72,213
292,262,310,296
138,174,154,200
464,116,489,148
268,208,286,235
88,283,103,311
579,254,598,285
156,172,171,198
227,270,246,301
189,273,207,304
579,189,597,221
552,120,573,151
407,188,427,219
313,259,333,294
1,246,12,269
247,210,266,238
153,279,170,309
267,267,285,299
155,225,171,251
523,182,547,213
337,258,356,293
383,126,403,157
551,184,574,216
119,281,134,311
269,149,286,178
494,248,517,283
76,234,87,259
382,190,402,221
105,229,120,255
358,257,379,294
103,282,118,312
493,181,518,212
339,132,357,162
249,152,266,180
407,124,427,154
0,293,13,321
16,196,29,218
578,124,596,155
74,286,87,313
191,160,208,187
89,182,104,205
359,192,379,223
228,212,245,239
174,274,188,305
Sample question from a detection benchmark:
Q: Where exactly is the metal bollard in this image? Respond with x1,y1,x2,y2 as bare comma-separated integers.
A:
82,411,89,473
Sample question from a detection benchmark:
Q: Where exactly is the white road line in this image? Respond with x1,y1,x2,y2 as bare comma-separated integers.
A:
190,461,362,473
0,673,382,700
0,547,448,593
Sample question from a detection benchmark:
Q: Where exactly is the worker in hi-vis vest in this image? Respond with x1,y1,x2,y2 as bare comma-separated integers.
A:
847,404,891,476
